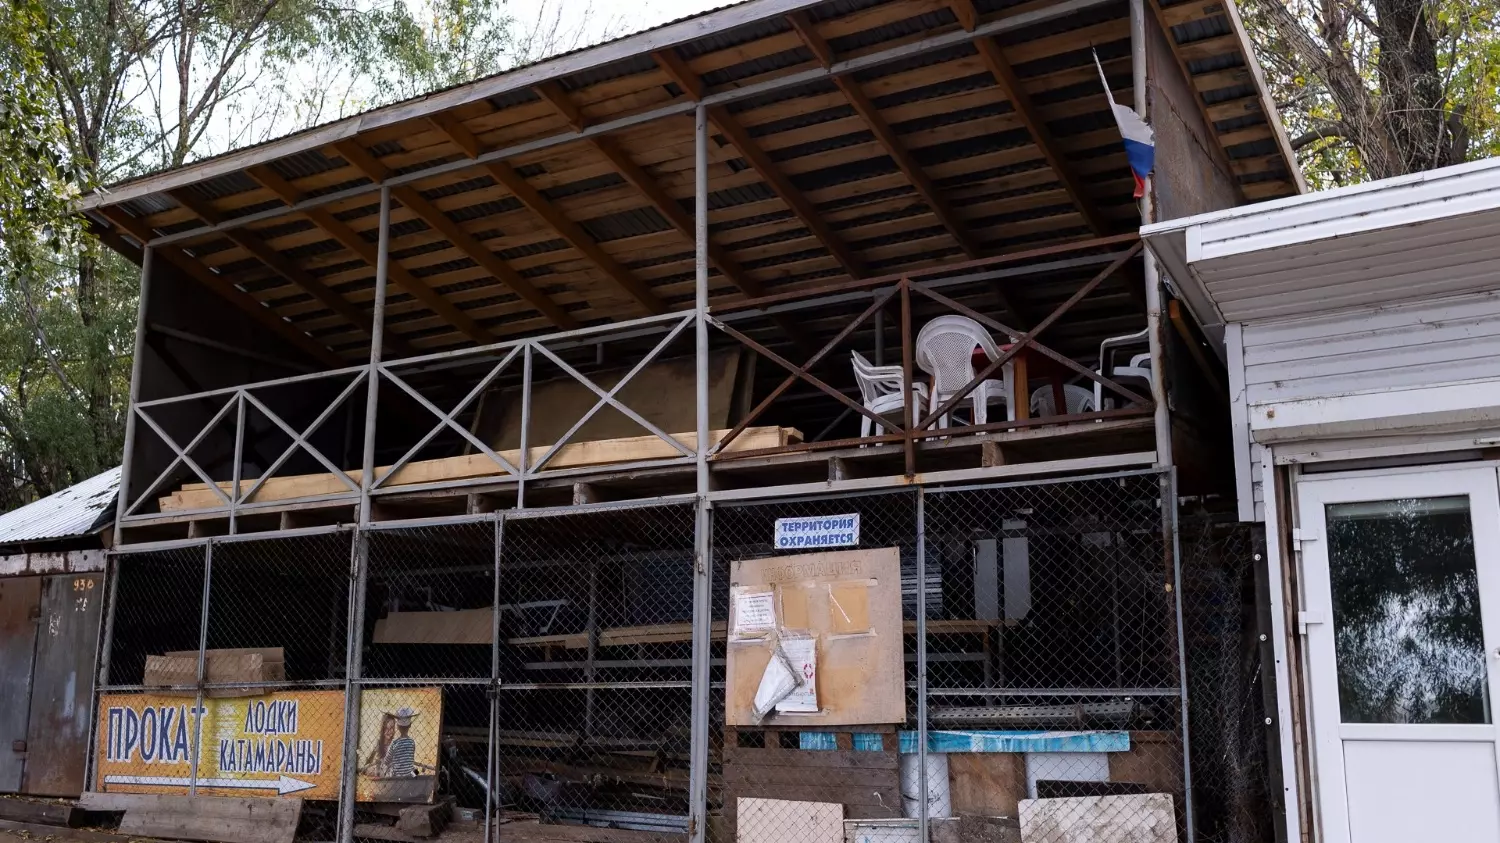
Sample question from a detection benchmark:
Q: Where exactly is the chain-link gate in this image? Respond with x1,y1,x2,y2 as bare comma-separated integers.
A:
86,470,1262,843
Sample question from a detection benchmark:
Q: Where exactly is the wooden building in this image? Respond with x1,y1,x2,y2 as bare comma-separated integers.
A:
77,1,1299,842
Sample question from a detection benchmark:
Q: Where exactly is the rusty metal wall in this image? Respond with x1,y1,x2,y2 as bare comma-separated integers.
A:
0,576,42,792
23,573,105,796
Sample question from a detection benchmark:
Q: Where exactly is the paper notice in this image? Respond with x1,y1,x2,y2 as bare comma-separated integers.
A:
775,636,819,713
732,591,777,638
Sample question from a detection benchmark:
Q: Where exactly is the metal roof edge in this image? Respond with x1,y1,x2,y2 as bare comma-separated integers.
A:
1221,0,1306,196
80,0,825,212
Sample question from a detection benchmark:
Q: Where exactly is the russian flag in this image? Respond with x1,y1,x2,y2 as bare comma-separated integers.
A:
1094,49,1154,198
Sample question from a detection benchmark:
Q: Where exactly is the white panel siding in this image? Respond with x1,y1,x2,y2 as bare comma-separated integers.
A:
1241,290,1500,407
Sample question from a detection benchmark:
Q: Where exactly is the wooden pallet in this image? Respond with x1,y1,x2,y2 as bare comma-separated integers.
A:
720,725,901,830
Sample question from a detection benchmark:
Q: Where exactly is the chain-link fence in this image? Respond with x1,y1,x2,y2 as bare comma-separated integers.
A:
90,471,1277,843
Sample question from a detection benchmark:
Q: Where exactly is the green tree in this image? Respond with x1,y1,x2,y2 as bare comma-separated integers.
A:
0,0,614,505
1241,0,1500,187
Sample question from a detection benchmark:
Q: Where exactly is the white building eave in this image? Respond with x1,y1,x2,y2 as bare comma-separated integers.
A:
1142,155,1500,350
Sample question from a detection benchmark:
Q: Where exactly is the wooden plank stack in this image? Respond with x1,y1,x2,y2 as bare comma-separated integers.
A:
143,647,285,696
720,725,900,831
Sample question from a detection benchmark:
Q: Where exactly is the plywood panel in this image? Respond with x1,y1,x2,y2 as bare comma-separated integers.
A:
726,548,905,727
736,797,842,843
948,753,1026,817
1017,793,1177,843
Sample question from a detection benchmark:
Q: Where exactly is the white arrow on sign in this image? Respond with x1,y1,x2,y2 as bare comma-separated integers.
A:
104,774,316,796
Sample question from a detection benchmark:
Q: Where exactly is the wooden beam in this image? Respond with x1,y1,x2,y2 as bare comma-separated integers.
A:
970,33,1111,236
1168,298,1228,398
648,50,868,280
246,162,497,345
651,48,702,100
589,134,762,297
945,0,978,31
392,185,579,329
482,159,668,315
707,106,869,279
786,12,981,258
166,189,395,352
92,214,344,368
534,80,587,132
418,113,667,316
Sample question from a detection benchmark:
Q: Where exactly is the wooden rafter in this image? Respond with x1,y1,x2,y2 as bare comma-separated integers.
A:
329,140,579,331
482,159,667,315
93,211,344,367
534,80,587,132
650,49,868,281
416,118,668,316
787,12,981,259
247,161,497,345
166,189,398,352
949,0,1110,236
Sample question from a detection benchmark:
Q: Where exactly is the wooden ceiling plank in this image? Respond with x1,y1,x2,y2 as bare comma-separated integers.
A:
166,188,393,351
246,161,497,345
94,211,346,367
1146,0,1244,200
788,11,981,259
969,31,1111,236
534,81,588,133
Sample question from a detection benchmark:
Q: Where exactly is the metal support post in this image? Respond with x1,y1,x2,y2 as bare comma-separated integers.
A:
486,514,504,842
189,541,213,796
230,394,246,533
1167,470,1196,843
360,186,392,526
1130,0,1172,468
114,245,154,545
339,531,369,843
518,345,532,509
687,101,712,843
916,489,929,840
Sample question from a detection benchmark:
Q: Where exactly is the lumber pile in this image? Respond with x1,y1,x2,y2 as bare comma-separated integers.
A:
144,647,284,696
159,427,800,512
77,792,301,843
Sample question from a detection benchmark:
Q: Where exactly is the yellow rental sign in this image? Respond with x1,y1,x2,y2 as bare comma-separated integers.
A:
96,691,346,799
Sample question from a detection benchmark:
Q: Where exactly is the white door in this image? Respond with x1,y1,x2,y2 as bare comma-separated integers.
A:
1298,467,1500,843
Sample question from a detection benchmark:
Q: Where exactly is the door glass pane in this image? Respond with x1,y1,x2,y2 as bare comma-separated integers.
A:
1327,496,1489,725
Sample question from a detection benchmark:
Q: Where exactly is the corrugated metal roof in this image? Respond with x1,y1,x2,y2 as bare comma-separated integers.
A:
0,466,119,546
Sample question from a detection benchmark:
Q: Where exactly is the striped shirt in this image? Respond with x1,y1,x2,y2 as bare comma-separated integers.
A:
386,736,416,776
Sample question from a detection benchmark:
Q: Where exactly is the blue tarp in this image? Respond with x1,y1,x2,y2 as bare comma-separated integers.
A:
798,730,1130,754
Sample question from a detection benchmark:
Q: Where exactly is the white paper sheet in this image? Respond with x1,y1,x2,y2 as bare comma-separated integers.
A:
775,636,819,713
732,590,777,638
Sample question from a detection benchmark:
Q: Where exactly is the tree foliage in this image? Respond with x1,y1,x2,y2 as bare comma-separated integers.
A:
0,0,621,507
1242,0,1500,187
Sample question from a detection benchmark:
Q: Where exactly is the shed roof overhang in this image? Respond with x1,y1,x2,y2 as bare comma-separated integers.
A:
84,0,1299,366
1143,155,1500,353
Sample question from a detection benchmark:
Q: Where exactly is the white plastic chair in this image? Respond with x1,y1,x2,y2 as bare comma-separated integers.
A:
851,351,929,439
914,315,1013,429
1030,383,1096,417
1094,329,1153,410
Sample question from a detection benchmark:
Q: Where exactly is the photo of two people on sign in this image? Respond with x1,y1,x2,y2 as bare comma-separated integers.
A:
358,699,439,803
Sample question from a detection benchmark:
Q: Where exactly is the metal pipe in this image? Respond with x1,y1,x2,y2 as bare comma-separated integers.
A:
916,489,930,841
115,245,153,545
189,541,213,796
338,530,370,843
1167,470,1196,843
518,344,532,508
229,394,246,533
487,514,504,840
361,186,391,527
146,323,317,373
1130,0,1172,468
687,101,712,843
874,297,885,366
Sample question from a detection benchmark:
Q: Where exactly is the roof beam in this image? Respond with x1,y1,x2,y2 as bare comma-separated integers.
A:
482,160,667,315
534,81,587,132
166,188,397,353
419,117,667,316
93,212,345,368
649,50,868,280
951,0,1110,235
787,12,981,259
247,161,497,345
331,140,578,330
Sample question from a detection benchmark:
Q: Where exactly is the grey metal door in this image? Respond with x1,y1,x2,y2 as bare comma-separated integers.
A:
23,573,104,796
0,577,41,792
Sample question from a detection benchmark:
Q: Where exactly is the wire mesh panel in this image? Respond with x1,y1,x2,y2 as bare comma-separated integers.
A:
709,491,920,843
495,504,699,833
1178,512,1273,843
104,544,208,688
923,471,1184,843
364,521,497,681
